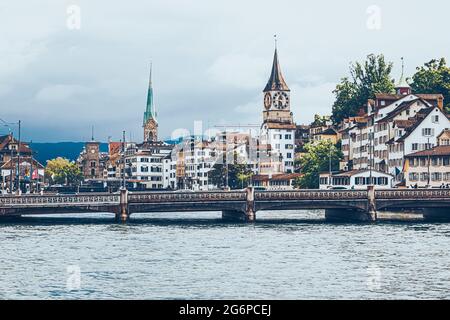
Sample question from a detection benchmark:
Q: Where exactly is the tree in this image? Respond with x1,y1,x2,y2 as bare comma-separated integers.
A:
332,54,395,124
294,140,342,189
411,58,450,112
46,157,83,186
311,114,330,127
209,163,253,190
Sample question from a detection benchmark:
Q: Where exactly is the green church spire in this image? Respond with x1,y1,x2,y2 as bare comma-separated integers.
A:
143,63,157,125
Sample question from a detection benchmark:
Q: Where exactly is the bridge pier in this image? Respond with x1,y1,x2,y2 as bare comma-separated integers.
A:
325,209,374,222
423,208,450,222
115,188,130,223
222,209,255,222
325,186,377,223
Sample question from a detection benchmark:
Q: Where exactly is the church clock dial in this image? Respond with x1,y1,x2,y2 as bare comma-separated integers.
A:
264,93,272,109
272,92,289,109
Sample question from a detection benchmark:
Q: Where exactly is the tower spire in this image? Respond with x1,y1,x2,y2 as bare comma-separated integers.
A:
263,38,289,92
144,62,157,125
395,57,411,95
143,61,159,142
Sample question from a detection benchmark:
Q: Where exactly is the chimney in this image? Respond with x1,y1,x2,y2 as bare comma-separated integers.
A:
438,95,444,111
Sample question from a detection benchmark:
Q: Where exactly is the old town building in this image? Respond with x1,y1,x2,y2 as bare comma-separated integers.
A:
0,134,44,193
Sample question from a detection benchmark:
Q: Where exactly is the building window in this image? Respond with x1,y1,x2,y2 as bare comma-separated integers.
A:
409,173,419,182
422,128,434,137
412,143,418,151
431,172,442,181
444,157,450,166
432,115,439,123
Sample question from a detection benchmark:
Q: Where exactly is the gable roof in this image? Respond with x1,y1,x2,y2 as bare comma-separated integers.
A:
396,107,437,142
377,98,430,123
405,145,450,158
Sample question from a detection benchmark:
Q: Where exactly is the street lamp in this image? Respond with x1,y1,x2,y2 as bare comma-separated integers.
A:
328,144,332,189
369,128,373,186
427,137,431,188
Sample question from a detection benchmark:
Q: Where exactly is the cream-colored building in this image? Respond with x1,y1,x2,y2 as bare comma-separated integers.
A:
404,130,450,188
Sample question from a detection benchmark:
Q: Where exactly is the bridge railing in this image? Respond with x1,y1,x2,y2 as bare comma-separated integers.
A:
375,189,450,199
128,191,246,203
255,190,368,200
0,194,120,206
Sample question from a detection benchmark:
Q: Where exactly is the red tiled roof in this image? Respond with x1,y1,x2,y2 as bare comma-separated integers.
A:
405,145,450,157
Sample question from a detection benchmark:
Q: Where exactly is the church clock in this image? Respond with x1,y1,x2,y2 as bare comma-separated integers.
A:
272,92,289,109
264,93,272,110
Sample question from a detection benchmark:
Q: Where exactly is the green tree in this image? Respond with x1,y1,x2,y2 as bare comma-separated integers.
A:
332,54,395,124
294,140,342,189
46,157,83,186
311,114,330,126
411,58,450,112
209,163,253,190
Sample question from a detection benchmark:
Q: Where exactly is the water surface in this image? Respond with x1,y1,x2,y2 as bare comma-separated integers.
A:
0,210,449,299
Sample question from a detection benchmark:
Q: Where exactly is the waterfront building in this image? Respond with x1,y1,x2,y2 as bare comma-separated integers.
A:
404,148,450,188
260,46,296,174
319,170,394,190
339,116,367,171
252,173,302,190
0,134,44,193
339,71,446,186
77,139,108,181
387,105,450,184
124,141,174,190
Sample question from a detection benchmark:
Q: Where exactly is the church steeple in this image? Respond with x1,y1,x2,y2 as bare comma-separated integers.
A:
395,57,411,95
143,62,158,142
143,63,157,125
263,40,290,92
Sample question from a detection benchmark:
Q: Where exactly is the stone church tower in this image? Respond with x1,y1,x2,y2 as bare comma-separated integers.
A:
143,64,158,142
260,44,296,173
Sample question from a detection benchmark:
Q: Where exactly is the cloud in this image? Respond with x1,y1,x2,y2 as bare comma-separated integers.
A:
35,84,93,102
1,0,450,142
207,54,267,89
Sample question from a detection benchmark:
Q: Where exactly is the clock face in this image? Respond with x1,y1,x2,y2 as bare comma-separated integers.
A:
264,93,272,109
90,149,96,154
272,92,289,109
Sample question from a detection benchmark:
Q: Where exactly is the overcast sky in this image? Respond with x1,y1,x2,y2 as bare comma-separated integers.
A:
1,0,450,142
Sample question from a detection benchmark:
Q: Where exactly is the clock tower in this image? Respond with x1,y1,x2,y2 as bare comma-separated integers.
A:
260,45,296,173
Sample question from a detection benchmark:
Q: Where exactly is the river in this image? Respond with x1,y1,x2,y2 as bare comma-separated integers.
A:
0,210,449,299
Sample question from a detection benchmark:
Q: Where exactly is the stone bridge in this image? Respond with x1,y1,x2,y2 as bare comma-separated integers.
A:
1,188,450,222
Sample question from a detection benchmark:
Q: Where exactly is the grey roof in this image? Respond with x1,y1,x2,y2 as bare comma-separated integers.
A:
263,49,290,92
